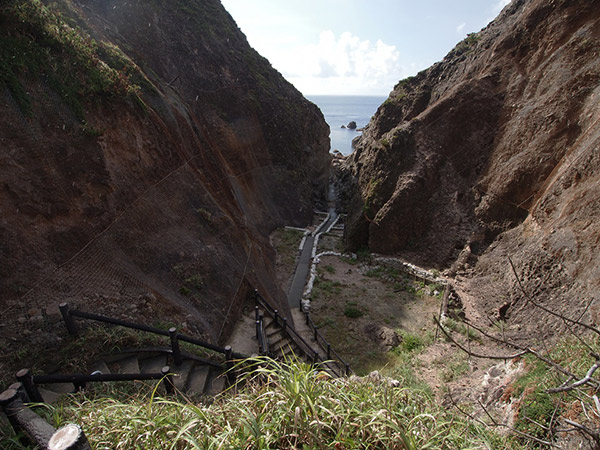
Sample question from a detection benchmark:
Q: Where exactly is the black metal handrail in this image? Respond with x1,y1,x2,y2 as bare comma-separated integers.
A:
305,312,349,375
254,292,321,361
15,367,175,404
253,290,349,376
59,303,247,361
255,306,269,355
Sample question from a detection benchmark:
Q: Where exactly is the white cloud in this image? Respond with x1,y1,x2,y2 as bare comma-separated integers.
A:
269,30,407,95
493,0,512,15
456,22,466,33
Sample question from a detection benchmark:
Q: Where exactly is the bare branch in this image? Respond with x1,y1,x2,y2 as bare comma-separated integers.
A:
448,390,489,428
433,315,528,360
448,389,561,447
561,317,600,359
461,317,581,382
576,297,595,324
562,419,600,443
476,397,498,426
547,361,600,393
508,257,600,337
524,415,550,432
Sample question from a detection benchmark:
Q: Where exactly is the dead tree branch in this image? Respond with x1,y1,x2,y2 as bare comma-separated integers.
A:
432,315,528,360
508,257,600,338
463,318,582,383
547,361,600,393
447,390,560,448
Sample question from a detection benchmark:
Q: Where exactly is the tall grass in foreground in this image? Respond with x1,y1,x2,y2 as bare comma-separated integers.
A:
47,357,506,449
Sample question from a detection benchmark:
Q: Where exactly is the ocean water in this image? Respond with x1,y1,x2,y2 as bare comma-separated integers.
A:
307,95,387,156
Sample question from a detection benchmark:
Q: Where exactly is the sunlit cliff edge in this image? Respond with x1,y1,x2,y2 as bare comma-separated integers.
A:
340,0,600,339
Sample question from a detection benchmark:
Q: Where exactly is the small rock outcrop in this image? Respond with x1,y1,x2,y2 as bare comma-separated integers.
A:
364,323,401,351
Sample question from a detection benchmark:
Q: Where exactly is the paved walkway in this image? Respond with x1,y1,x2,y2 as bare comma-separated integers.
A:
287,184,337,309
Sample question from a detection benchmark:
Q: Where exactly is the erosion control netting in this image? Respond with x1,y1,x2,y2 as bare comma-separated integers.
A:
0,80,280,362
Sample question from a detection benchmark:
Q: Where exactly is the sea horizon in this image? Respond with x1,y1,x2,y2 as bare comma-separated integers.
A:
307,95,387,156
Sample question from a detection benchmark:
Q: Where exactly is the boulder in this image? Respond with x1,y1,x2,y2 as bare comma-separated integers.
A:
364,323,401,351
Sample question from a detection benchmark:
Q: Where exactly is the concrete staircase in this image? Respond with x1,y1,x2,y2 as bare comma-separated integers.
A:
32,300,347,405
263,315,303,360
34,348,229,403
242,304,347,377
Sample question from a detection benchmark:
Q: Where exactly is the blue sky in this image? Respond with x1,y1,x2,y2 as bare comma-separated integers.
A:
220,0,511,95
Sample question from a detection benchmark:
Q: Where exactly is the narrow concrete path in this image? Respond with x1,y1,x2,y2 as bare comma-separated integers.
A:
287,234,315,309
287,184,337,309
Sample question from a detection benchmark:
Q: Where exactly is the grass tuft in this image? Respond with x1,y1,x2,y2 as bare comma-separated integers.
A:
33,356,505,449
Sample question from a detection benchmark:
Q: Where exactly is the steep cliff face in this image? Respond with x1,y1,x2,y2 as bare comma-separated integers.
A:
0,0,329,346
342,0,600,336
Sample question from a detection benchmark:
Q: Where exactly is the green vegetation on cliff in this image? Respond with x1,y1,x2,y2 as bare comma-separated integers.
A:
0,0,147,118
25,357,506,449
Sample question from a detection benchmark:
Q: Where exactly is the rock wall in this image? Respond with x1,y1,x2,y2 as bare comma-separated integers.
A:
0,0,329,348
341,0,600,339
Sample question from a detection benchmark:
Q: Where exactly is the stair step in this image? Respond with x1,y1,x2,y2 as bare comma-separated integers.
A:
172,360,195,392
205,370,226,396
267,329,283,340
115,355,140,374
274,343,303,359
38,387,62,404
139,355,167,374
264,318,277,330
42,382,74,395
186,365,210,394
270,338,293,353
90,360,111,376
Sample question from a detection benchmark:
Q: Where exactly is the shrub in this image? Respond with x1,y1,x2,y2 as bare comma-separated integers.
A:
343,303,363,318
399,331,425,352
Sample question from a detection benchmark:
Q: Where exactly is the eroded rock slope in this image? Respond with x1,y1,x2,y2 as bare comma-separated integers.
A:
341,0,600,338
0,0,329,348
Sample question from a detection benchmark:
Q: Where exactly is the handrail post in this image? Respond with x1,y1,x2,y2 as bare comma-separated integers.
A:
16,369,43,403
254,289,260,305
273,309,279,326
255,305,260,322
0,389,23,438
345,363,350,376
256,320,261,344
9,382,30,403
59,303,79,337
161,366,174,395
313,326,318,341
258,312,264,341
48,424,92,450
224,345,236,384
169,327,182,367
327,343,331,360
